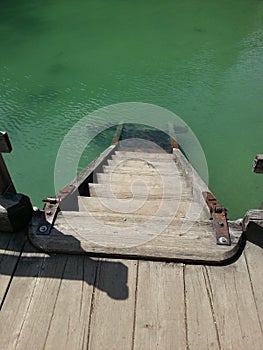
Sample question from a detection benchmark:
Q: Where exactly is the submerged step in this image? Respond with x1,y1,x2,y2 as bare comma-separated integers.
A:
112,151,175,160
107,159,177,168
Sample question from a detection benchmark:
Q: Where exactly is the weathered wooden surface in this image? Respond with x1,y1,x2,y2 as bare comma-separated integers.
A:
29,149,243,262
0,235,263,349
133,261,186,349
243,209,263,247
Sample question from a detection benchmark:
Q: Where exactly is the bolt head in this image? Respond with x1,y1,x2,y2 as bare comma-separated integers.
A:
217,221,224,227
219,236,228,244
39,225,48,233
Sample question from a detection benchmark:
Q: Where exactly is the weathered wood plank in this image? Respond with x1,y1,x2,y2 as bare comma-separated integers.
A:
205,251,263,349
12,253,68,350
185,265,221,350
88,183,192,199
88,259,137,350
253,154,263,174
29,210,242,263
95,172,185,185
0,231,25,304
107,158,177,167
43,255,98,350
0,243,47,349
133,261,186,350
244,242,263,331
102,165,182,176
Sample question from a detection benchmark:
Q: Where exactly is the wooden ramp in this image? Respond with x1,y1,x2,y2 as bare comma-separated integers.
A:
29,145,242,263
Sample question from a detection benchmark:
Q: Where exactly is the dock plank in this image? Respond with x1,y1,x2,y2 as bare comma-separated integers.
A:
205,250,263,350
244,241,263,332
133,261,187,350
44,255,97,350
13,253,68,350
0,231,24,304
0,243,47,349
185,265,220,350
88,259,137,350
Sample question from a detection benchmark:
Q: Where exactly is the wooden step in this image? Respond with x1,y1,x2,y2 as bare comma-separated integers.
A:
95,172,187,186
112,151,175,161
63,210,207,227
102,164,182,176
107,159,177,168
77,196,209,220
29,209,242,262
88,183,192,200
60,210,212,230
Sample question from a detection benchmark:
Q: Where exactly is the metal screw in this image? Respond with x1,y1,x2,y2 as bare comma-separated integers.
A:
217,221,224,227
39,225,48,233
219,236,228,244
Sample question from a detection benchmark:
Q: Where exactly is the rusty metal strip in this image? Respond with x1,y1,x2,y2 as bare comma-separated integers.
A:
112,123,123,145
37,184,75,235
203,191,231,246
167,123,179,150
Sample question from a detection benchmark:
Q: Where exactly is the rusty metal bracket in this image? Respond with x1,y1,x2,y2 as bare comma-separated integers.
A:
203,192,231,246
37,184,75,235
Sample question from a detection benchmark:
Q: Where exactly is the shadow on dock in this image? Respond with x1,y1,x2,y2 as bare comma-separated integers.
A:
0,230,129,301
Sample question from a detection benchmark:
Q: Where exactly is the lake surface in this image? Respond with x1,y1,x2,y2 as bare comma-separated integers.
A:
0,0,262,218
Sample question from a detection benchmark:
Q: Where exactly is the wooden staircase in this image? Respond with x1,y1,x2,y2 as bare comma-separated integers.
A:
30,146,242,262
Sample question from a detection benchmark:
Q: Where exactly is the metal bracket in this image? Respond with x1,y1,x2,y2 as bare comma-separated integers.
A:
37,184,75,235
203,192,231,246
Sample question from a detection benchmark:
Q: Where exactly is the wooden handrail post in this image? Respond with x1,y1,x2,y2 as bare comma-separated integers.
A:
252,154,263,174
0,131,33,232
0,131,16,194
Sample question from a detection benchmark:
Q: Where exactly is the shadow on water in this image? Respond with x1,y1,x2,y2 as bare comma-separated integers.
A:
0,230,129,301
47,62,69,77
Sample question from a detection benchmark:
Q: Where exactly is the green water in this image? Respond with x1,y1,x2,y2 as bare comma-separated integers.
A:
0,0,262,218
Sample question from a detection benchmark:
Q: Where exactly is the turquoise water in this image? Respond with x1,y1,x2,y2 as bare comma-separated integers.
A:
0,0,262,218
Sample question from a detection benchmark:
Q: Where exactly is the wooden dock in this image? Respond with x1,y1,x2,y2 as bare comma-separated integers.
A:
0,127,263,349
0,231,263,349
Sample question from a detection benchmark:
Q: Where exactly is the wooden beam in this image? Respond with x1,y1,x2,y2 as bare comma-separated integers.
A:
243,210,263,246
0,132,12,153
0,154,16,194
253,154,263,174
0,131,15,194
